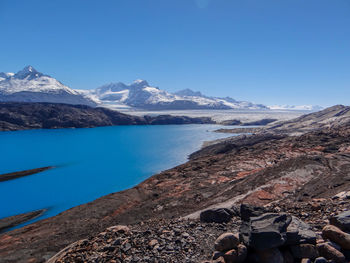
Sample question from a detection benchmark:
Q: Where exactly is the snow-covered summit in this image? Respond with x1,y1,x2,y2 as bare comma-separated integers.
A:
89,81,267,110
0,66,96,106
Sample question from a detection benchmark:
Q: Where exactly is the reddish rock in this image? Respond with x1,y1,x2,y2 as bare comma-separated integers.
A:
223,249,237,263
317,243,346,263
214,233,239,252
322,225,350,250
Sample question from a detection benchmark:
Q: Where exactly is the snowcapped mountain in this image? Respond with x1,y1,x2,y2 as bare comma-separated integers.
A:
0,66,96,106
0,66,321,111
89,80,268,110
268,105,324,111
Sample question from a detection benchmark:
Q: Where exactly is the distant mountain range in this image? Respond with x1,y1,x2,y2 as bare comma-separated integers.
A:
0,66,321,111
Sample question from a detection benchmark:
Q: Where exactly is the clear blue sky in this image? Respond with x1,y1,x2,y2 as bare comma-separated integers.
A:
1,0,349,106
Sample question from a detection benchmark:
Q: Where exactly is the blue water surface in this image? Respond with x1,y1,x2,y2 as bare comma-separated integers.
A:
0,124,233,226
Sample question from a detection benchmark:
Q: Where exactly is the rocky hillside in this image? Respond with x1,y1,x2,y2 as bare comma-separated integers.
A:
0,102,214,131
266,105,350,135
0,106,350,262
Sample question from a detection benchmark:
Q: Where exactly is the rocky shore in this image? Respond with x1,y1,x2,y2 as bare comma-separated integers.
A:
0,105,350,263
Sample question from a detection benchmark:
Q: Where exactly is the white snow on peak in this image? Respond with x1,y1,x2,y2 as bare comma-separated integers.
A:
0,66,96,106
134,79,146,84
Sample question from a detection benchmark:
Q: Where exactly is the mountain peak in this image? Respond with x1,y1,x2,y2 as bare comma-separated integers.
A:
132,79,149,87
14,65,44,80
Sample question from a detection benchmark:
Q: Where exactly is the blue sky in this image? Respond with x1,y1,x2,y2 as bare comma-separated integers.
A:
1,0,349,106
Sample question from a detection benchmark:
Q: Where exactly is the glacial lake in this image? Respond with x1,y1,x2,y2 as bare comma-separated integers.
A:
0,124,234,228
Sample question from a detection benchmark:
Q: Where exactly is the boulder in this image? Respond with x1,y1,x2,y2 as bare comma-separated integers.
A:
214,233,240,252
239,213,292,250
290,244,318,259
239,204,265,221
317,243,346,263
330,211,350,233
285,216,316,245
200,208,234,223
322,225,350,250
256,248,284,263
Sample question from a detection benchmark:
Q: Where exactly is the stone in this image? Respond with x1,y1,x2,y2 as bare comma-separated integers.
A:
281,249,294,263
200,208,234,223
330,211,350,233
106,225,130,234
239,213,292,250
213,256,225,263
236,244,247,263
239,203,265,222
214,232,240,252
314,257,328,263
290,244,318,259
285,216,316,245
332,191,350,200
212,251,224,260
341,249,350,260
322,225,350,250
148,239,158,247
223,249,238,263
317,243,346,263
256,248,284,263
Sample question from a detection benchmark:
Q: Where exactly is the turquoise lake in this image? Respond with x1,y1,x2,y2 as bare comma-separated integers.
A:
0,124,233,227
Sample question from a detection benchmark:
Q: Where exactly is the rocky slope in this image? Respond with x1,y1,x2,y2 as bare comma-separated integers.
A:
0,106,350,262
265,105,350,135
0,102,214,131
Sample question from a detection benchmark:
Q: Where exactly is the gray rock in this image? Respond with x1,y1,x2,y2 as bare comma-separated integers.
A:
256,248,284,263
200,208,234,223
330,211,350,233
239,204,265,222
286,216,316,245
239,213,292,250
290,244,318,259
